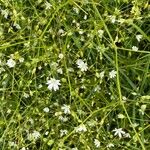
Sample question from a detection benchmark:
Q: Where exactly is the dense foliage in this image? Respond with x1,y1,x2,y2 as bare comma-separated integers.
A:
0,0,150,149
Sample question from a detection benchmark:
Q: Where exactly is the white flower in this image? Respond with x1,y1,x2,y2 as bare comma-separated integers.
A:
109,70,117,78
29,118,34,124
28,131,41,140
84,14,87,20
24,42,30,48
94,139,100,148
100,71,105,79
43,107,49,113
6,59,16,68
21,147,26,150
98,29,104,38
75,124,87,133
136,34,143,42
9,141,17,147
38,84,42,88
13,23,21,30
73,7,79,14
58,29,65,35
110,15,116,23
139,104,146,115
124,133,131,138
19,57,24,63
141,104,146,111
61,104,70,114
1,9,9,19
58,53,64,59
94,85,101,92
76,59,88,72
45,131,49,135
112,128,125,138
57,68,63,74
79,30,84,35
60,129,68,137
23,93,29,98
118,113,125,119
106,143,114,148
132,46,138,51
32,130,41,139
58,116,68,122
46,78,61,91
7,109,11,114
45,1,52,10
38,66,42,70
72,148,78,150
122,96,127,101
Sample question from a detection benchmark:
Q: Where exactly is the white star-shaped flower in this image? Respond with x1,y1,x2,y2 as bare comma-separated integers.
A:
112,128,125,138
6,59,16,68
75,124,87,133
76,59,88,72
109,70,117,78
136,34,143,42
61,104,71,114
1,9,9,19
45,1,52,10
43,107,49,113
132,46,138,51
60,129,68,137
124,133,131,138
106,143,114,148
28,130,41,140
109,15,116,23
94,139,100,148
46,78,61,91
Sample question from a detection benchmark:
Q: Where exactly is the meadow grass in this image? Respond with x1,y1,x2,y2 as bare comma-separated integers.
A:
0,0,150,150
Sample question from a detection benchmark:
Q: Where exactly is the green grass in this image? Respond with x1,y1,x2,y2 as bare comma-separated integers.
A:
0,0,150,150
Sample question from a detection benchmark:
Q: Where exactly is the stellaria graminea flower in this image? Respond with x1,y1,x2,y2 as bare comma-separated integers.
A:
98,29,104,38
136,34,143,42
43,107,49,113
72,148,78,150
6,59,16,68
106,143,114,148
20,147,26,150
28,130,41,140
112,128,125,138
109,70,117,78
45,1,52,10
58,53,64,59
1,9,9,19
57,68,63,74
76,59,88,72
124,133,131,138
46,78,61,91
75,124,87,133
60,129,68,137
61,104,71,114
58,116,68,122
109,15,116,23
132,46,138,51
94,139,100,148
